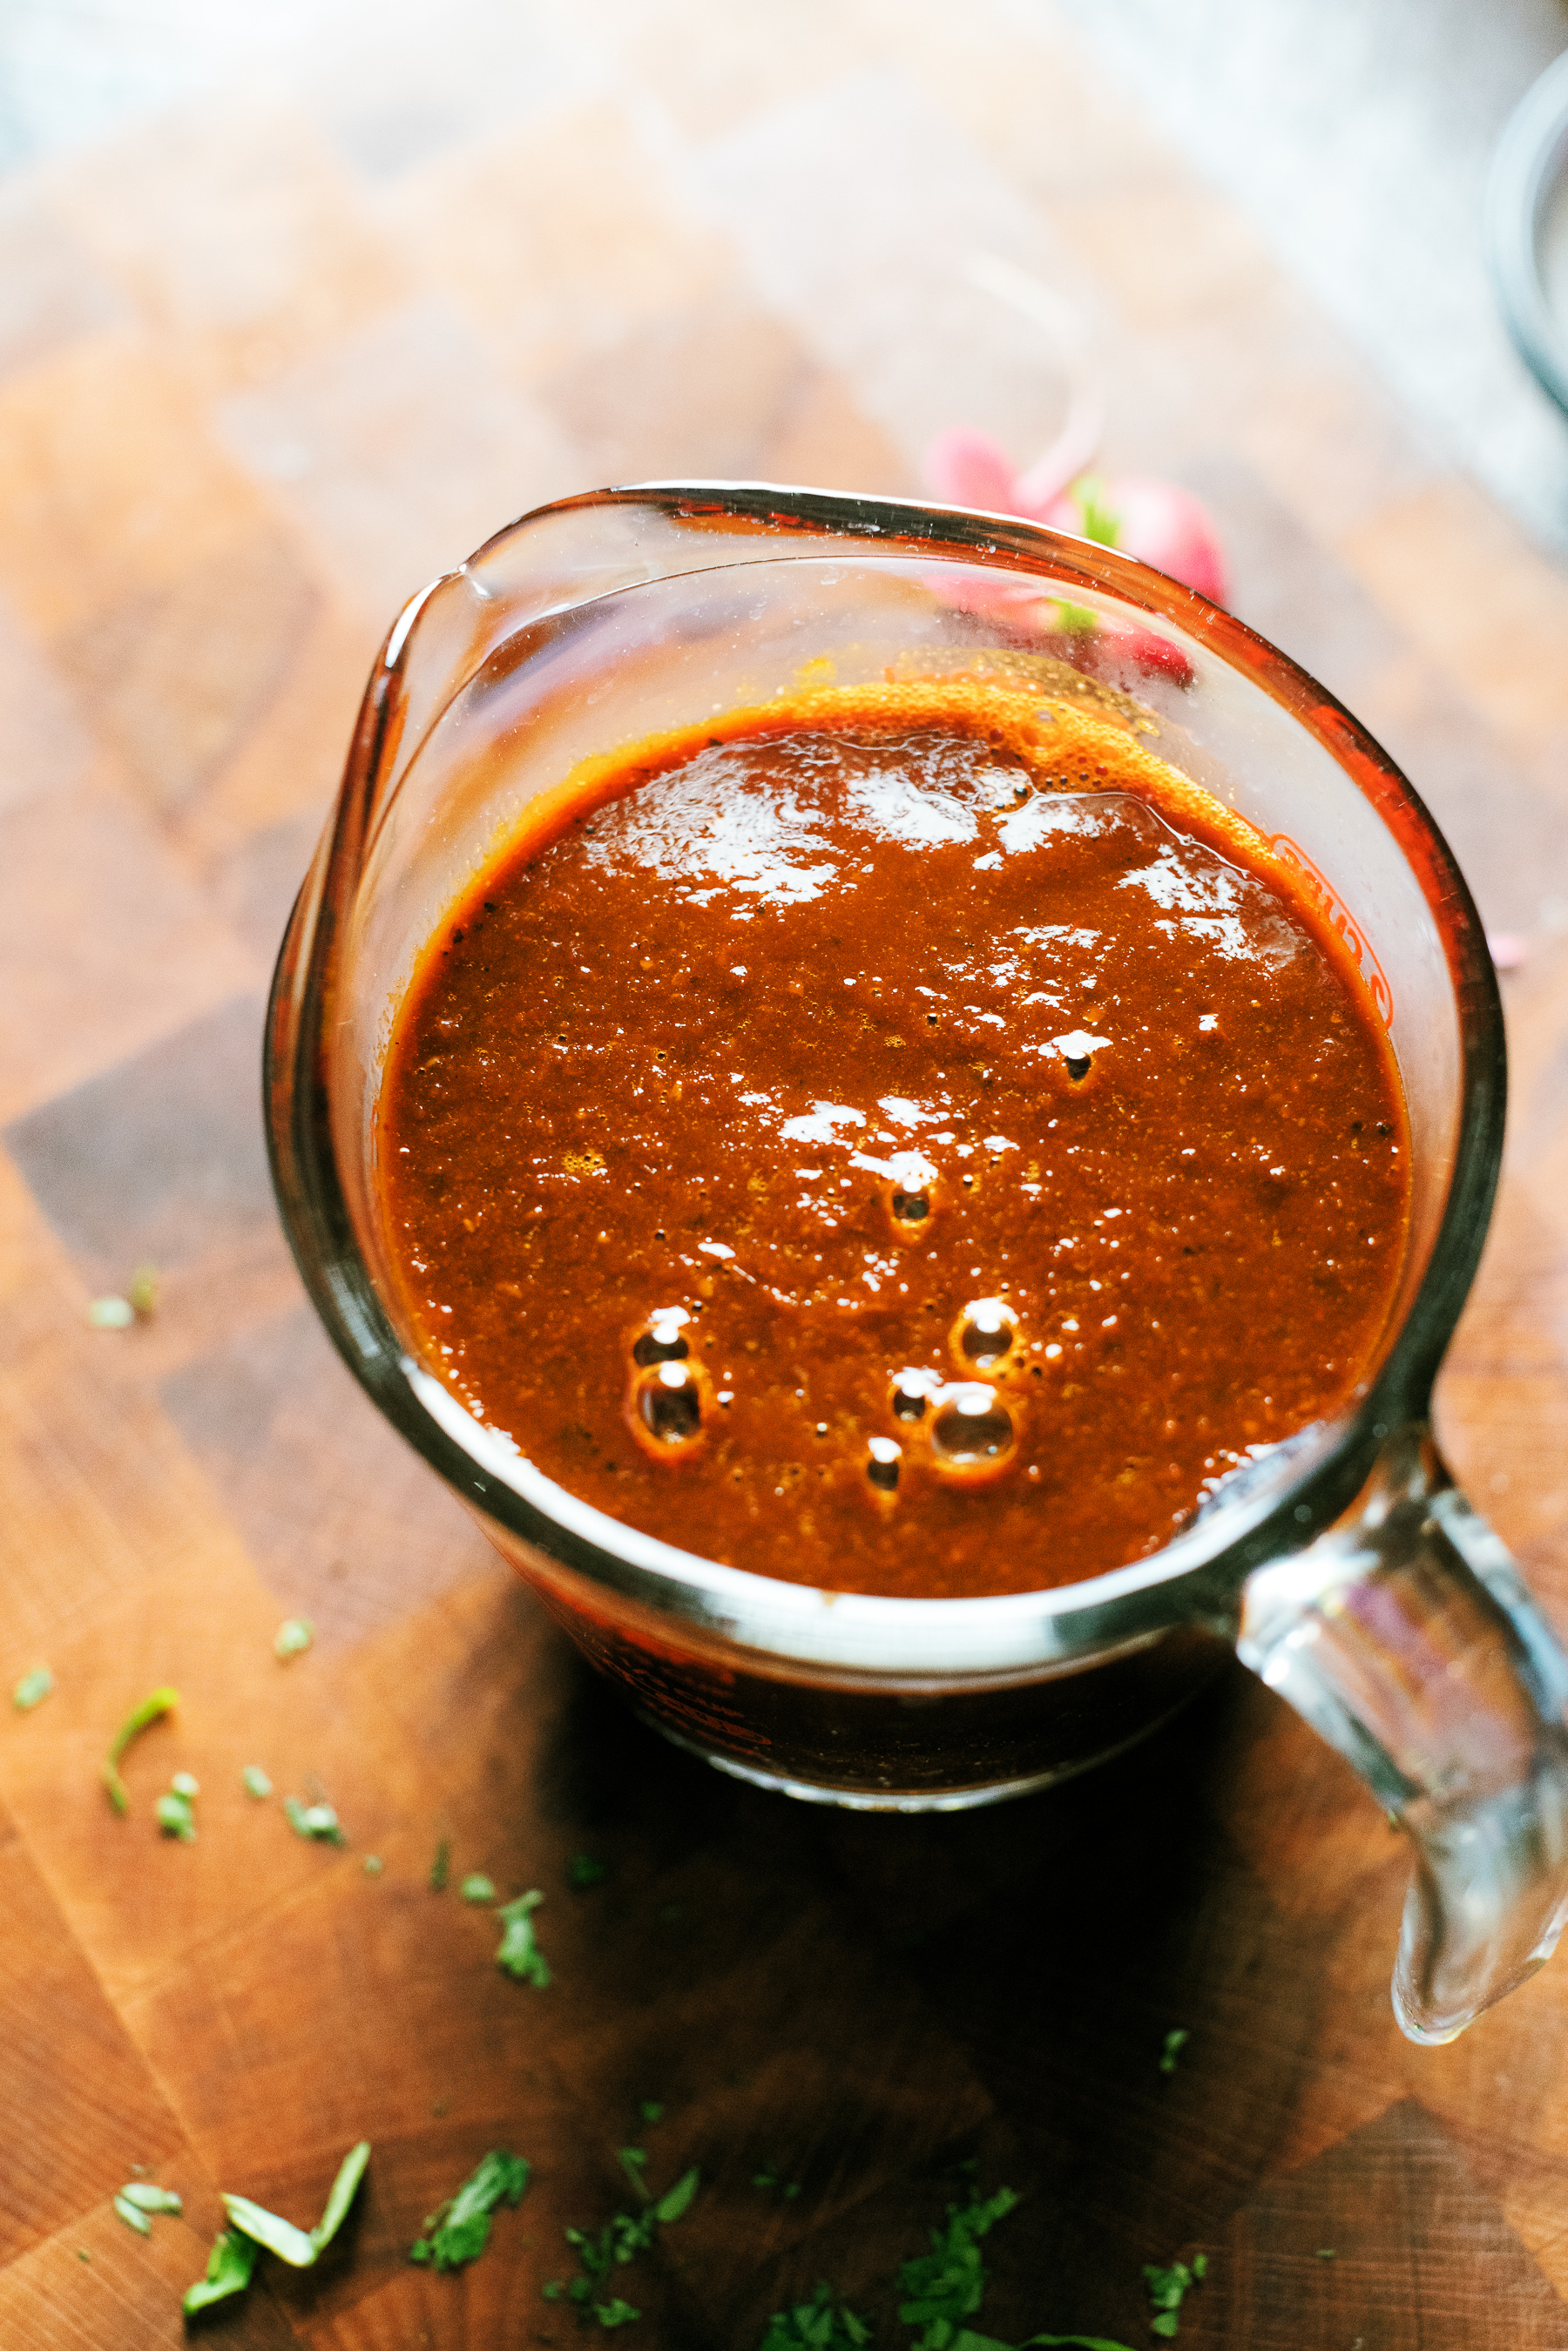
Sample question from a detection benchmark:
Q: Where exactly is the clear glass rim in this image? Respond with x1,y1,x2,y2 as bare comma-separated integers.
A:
264,480,1506,1675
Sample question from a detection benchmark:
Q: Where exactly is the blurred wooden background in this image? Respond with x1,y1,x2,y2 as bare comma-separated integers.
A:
3,3,1568,2343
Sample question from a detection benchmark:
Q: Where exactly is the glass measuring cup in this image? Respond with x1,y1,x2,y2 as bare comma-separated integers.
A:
265,482,1568,2044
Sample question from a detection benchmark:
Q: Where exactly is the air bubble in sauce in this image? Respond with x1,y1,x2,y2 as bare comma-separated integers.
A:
931,1386,1015,1469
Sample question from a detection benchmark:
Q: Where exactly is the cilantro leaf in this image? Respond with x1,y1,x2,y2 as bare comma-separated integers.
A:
639,2102,664,2125
1069,474,1122,548
653,2165,700,2226
156,1781,197,1841
118,2182,182,2214
1142,2257,1206,2338
409,2148,530,2271
113,2193,152,2235
460,1873,496,1903
496,1889,551,1986
12,1666,52,1711
758,2279,872,2348
898,2183,1021,2344
546,2165,700,2321
1158,2029,1189,2077
274,1618,314,1661
311,2139,372,2253
183,2229,258,2314
221,2195,317,2267
101,1687,179,1816
221,2140,370,2270
285,1795,347,1846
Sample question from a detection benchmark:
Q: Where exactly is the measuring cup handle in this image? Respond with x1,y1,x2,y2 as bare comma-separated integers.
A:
1237,1423,1568,2043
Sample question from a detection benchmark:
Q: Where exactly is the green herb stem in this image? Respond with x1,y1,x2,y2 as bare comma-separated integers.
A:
101,1686,179,1816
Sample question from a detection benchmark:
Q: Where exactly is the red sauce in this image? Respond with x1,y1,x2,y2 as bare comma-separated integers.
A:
375,675,1409,1599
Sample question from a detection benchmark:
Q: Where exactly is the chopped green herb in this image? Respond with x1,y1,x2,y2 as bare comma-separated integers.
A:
126,1264,159,1316
1159,2029,1190,2077
242,1764,273,1799
157,1774,198,1841
409,2148,530,2271
274,1617,314,1661
76,2249,91,2263
12,1665,52,1711
618,2147,648,2197
113,2193,152,2235
568,1851,610,1889
898,2182,1021,2348
118,2182,182,2214
753,2165,781,2189
639,2102,664,2125
222,2139,370,2269
461,1872,497,1903
1053,599,1099,637
1315,2247,1336,2260
429,1837,449,1891
284,1795,347,1846
1143,2257,1206,2339
496,1889,551,1986
102,1686,179,1816
758,2280,872,2348
1071,473,1123,549
544,2165,700,2326
311,2139,372,2253
183,2228,258,2314
363,1854,384,1876
88,1295,135,1329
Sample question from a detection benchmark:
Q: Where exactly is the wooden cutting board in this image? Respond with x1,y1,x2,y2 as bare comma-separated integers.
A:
3,5,1568,2343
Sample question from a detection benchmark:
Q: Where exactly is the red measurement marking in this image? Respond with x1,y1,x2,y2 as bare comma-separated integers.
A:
1270,834,1394,1027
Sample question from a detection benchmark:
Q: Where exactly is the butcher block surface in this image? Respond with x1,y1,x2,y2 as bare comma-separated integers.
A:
3,4,1568,2343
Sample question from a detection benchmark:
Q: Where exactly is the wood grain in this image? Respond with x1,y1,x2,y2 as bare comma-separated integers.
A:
1,4,1567,2345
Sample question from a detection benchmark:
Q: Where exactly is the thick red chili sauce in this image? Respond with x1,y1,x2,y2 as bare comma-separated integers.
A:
375,673,1409,1599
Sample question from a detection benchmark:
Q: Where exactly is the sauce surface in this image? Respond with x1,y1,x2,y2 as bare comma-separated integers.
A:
375,679,1409,1599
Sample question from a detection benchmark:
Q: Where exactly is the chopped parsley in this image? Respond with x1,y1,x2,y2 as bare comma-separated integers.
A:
568,1851,610,1889
460,1872,497,1903
496,1889,551,1985
751,2161,801,2199
118,2182,182,2214
898,2181,1020,2347
409,2148,530,2271
284,1796,347,1846
1070,474,1123,549
543,2165,700,2326
156,1773,199,1841
182,2228,257,2314
221,2138,371,2269
274,1617,314,1661
12,1665,52,1711
1143,2254,1206,2339
1315,2247,1336,2260
429,1837,449,1890
102,1686,179,1816
242,1764,273,1799
639,2102,665,2125
1159,2029,1190,2077
758,2281,871,2348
